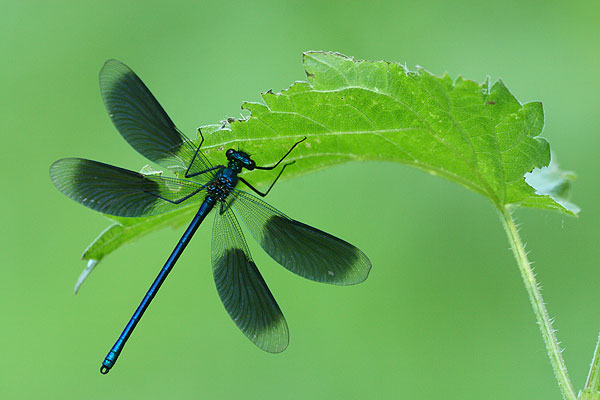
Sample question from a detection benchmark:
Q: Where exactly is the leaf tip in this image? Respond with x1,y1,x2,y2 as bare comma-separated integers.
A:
524,156,580,215
74,259,99,294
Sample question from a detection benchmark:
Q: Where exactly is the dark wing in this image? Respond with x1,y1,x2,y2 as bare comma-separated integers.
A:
211,201,289,353
99,59,215,181
231,190,371,285
50,158,205,217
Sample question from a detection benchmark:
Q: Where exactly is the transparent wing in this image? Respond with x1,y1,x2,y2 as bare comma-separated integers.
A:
211,201,289,353
231,190,371,285
50,158,205,217
99,59,215,181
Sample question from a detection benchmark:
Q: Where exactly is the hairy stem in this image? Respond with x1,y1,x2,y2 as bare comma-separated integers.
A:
500,208,576,400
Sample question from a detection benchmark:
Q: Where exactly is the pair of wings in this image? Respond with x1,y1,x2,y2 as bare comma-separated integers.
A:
49,60,371,353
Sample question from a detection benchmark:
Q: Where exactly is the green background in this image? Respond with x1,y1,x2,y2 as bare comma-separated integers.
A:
3,1,599,398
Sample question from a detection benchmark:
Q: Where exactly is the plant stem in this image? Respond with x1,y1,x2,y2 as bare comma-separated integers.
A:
582,332,600,399
500,207,576,400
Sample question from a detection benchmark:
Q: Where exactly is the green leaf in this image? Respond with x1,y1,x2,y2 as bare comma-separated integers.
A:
77,51,577,290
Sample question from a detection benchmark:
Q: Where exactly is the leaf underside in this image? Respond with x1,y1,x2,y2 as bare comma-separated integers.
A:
78,51,577,280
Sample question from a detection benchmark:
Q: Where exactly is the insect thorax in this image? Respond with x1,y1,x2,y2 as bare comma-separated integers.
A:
207,174,236,202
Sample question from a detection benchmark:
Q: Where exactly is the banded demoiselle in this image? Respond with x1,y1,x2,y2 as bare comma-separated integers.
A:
50,60,371,374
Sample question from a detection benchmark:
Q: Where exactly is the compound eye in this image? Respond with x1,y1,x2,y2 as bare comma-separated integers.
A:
226,149,235,158
247,160,256,170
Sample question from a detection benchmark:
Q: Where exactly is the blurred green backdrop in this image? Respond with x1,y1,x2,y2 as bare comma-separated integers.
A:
3,1,599,398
